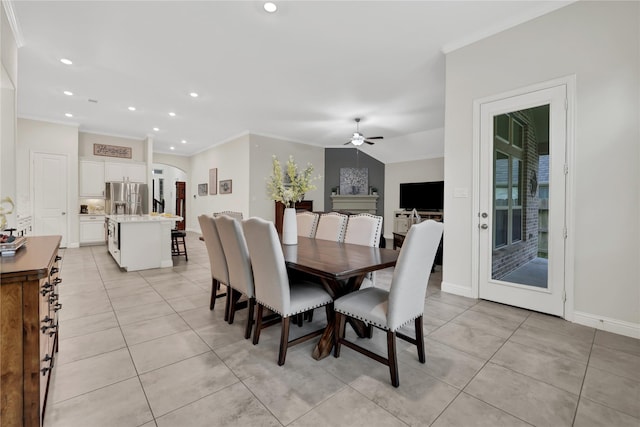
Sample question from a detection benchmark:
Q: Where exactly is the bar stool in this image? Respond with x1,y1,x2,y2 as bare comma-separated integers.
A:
171,229,188,261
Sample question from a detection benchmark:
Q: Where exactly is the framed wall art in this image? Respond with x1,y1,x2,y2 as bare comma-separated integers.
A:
339,167,368,195
219,179,232,194
209,168,218,195
198,183,208,196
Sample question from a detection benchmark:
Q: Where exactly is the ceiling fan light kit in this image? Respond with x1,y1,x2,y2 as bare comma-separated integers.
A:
345,118,383,146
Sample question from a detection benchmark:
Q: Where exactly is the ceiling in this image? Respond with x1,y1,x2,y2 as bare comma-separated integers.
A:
11,1,571,163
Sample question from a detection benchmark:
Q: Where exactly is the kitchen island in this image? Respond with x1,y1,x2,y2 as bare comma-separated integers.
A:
106,214,183,271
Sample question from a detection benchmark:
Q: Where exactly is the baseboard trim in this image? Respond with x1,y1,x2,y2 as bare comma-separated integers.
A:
573,311,640,339
441,281,475,299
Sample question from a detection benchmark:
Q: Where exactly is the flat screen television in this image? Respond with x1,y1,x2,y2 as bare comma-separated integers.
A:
399,181,444,211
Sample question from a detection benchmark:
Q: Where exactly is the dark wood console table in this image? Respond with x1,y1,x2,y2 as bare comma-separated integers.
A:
274,200,313,234
393,231,443,267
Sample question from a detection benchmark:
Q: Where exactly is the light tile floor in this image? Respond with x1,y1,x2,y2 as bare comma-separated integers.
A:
45,232,640,426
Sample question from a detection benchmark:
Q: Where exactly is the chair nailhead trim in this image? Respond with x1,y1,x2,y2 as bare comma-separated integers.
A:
334,309,422,332
257,299,332,317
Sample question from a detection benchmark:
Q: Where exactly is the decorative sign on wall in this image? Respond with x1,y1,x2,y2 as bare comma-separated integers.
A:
93,143,132,159
339,168,368,195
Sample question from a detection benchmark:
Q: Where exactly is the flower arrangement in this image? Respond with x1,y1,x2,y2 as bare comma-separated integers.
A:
267,155,318,208
0,197,14,232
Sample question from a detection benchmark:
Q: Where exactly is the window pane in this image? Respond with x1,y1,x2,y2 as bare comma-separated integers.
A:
495,152,509,207
512,120,524,149
495,209,508,248
511,158,522,206
495,114,510,141
512,208,522,242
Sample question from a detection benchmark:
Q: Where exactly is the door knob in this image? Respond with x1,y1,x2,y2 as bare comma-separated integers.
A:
480,224,488,229
481,212,488,218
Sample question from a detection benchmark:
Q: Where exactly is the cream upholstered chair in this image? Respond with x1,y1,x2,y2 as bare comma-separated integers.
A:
243,217,333,366
343,213,384,288
314,212,348,242
333,220,444,387
344,213,383,247
214,211,243,220
197,215,228,313
296,211,320,238
214,215,255,339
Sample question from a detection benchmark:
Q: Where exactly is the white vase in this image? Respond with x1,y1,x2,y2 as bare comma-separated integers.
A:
282,207,298,245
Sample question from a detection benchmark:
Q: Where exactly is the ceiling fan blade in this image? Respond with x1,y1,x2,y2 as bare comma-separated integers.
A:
364,140,375,145
344,141,352,145
366,136,384,140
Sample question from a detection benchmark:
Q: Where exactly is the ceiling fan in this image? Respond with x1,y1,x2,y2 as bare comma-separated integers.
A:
344,118,384,146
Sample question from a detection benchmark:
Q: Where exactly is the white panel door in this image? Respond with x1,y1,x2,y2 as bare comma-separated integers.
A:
478,84,567,316
33,152,68,246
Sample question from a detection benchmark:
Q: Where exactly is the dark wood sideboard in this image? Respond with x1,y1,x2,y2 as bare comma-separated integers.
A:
275,200,313,234
1,236,62,426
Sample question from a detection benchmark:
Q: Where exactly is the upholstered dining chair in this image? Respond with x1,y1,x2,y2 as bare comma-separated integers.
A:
314,212,348,242
343,213,384,288
214,215,255,339
333,220,444,387
197,215,228,313
243,217,333,366
214,211,243,220
296,211,320,238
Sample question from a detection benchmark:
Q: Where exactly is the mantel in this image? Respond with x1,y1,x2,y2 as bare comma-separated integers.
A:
330,194,379,214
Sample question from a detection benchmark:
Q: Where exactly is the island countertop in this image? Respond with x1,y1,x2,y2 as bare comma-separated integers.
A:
106,214,183,223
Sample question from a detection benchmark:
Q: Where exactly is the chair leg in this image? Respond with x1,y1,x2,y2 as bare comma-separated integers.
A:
182,238,188,261
387,330,399,387
253,304,264,345
210,278,218,310
245,298,255,339
278,316,291,366
415,316,425,363
228,289,241,324
333,312,346,358
224,288,232,322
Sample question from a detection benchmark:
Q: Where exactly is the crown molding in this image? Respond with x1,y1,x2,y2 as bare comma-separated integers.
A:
2,1,25,48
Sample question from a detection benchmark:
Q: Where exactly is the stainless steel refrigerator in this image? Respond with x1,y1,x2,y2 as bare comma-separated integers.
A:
105,182,148,215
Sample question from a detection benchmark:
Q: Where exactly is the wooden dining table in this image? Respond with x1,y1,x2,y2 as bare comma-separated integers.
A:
282,236,399,360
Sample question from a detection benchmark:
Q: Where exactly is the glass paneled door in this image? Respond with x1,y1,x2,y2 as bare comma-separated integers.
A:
478,85,567,316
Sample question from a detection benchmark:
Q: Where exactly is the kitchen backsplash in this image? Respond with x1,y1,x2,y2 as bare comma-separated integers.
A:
80,198,105,214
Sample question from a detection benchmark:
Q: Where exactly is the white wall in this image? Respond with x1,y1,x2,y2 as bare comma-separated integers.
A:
248,133,325,222
154,153,190,173
17,118,80,246
1,3,18,228
187,134,251,231
444,1,639,333
383,157,444,239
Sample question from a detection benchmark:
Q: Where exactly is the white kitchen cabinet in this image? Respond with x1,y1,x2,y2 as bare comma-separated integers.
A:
80,215,105,245
105,162,147,183
79,160,105,197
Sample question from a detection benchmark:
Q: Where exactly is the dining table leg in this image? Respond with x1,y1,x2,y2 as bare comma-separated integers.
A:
312,274,367,360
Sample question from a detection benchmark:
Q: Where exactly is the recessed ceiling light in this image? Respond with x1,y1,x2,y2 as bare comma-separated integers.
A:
128,106,136,111
65,113,73,118
189,92,198,98
60,58,73,65
63,90,73,96
264,2,277,13
181,140,187,144
153,127,159,132
170,146,175,150
169,112,176,117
